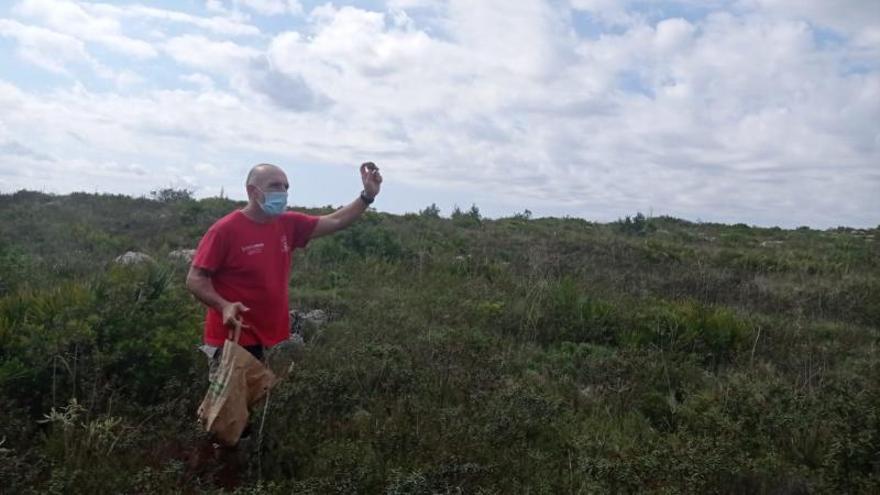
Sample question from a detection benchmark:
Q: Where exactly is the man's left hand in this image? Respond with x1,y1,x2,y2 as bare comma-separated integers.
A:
361,162,383,199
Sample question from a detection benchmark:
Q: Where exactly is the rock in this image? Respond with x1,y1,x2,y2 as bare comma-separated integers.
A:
169,249,196,263
114,251,154,265
302,309,328,326
760,240,783,247
290,308,329,335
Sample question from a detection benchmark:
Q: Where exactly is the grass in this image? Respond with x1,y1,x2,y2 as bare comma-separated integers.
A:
0,190,877,493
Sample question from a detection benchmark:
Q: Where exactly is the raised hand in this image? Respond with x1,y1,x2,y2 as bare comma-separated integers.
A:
360,162,383,199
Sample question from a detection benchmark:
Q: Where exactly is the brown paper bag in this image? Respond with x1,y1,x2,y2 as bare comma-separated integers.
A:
197,339,277,446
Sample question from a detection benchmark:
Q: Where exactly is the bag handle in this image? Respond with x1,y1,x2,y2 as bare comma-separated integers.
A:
224,302,252,344
228,318,244,344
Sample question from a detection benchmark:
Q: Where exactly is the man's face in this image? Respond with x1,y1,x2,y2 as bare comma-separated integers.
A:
249,168,289,202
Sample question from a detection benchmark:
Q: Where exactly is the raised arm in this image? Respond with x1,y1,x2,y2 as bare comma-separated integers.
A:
311,162,383,239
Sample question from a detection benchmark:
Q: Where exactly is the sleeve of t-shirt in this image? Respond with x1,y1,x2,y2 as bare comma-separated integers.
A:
192,225,227,272
284,211,320,249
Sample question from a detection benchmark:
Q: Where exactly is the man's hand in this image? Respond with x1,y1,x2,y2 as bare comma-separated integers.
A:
221,301,250,340
361,162,383,199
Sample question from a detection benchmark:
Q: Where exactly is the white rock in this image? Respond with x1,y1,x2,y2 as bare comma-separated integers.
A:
760,240,784,247
303,309,328,325
169,249,196,262
114,251,154,265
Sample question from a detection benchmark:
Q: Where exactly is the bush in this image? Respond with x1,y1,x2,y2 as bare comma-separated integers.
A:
149,188,194,203
536,278,619,344
616,212,655,236
310,215,406,262
451,204,482,228
418,203,441,218
623,301,753,370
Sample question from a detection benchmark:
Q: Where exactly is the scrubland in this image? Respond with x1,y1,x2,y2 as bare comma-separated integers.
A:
0,190,877,493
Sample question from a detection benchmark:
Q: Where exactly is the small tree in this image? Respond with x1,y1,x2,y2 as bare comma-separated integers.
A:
452,203,482,228
419,203,441,218
513,209,532,221
467,204,481,221
149,188,193,203
617,212,655,236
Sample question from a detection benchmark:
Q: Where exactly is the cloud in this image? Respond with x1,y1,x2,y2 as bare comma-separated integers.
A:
180,73,216,90
0,139,55,162
0,18,93,73
0,0,877,227
241,58,333,111
163,34,260,72
92,3,261,37
194,162,220,174
740,0,880,34
14,0,158,58
0,18,139,85
235,0,303,16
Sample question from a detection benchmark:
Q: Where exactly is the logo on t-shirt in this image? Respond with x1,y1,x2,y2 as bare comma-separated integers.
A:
280,234,289,253
241,242,265,255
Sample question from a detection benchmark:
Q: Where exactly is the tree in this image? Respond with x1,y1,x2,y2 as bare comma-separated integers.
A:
452,203,482,228
617,212,655,236
149,188,193,203
419,203,441,218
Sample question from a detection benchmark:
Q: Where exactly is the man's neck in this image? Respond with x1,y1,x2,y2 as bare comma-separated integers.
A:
241,204,276,223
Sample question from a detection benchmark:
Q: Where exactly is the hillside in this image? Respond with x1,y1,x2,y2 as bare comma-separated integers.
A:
0,190,878,493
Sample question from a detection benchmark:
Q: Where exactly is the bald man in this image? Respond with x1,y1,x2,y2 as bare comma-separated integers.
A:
186,162,382,362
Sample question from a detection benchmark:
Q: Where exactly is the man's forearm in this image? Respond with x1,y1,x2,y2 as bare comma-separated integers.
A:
312,194,371,238
186,269,229,311
327,196,370,230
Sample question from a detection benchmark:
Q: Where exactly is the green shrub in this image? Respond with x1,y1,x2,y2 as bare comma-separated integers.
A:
418,203,441,218
534,278,620,344
315,216,406,262
623,301,753,369
451,204,482,229
616,212,656,236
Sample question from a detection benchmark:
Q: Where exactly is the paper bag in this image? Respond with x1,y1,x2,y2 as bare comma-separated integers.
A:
197,339,276,446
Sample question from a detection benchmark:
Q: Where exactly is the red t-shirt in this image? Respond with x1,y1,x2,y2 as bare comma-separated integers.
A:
192,210,319,347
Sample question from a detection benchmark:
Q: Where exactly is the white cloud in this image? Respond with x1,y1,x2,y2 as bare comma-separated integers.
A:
740,0,880,34
0,18,93,73
14,0,158,58
0,0,877,227
385,0,442,9
0,139,55,162
181,73,216,90
0,18,142,86
205,0,227,15
163,35,260,72
235,0,303,16
194,162,221,175
92,3,261,37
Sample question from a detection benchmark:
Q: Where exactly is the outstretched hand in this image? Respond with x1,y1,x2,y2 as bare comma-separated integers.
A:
360,162,383,199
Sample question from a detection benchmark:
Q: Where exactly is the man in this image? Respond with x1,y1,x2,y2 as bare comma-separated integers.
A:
186,162,382,361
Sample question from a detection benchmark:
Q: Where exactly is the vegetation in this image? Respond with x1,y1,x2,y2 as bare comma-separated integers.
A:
0,189,878,493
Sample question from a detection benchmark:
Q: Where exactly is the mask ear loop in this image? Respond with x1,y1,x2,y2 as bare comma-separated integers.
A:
254,186,266,207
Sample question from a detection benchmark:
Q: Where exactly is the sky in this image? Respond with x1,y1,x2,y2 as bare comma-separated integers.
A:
0,0,878,228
